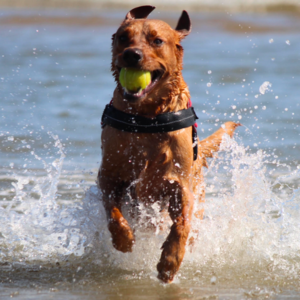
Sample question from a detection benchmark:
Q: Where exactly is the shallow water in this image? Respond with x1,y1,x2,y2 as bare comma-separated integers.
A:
0,8,300,299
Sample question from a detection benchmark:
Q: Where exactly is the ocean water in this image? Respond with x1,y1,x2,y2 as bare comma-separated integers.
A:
0,8,300,299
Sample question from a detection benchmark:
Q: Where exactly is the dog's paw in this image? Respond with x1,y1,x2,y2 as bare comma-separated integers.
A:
157,244,181,283
157,271,174,283
111,226,135,253
157,257,177,283
108,213,135,252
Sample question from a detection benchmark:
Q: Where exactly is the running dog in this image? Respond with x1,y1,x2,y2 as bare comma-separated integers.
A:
98,6,240,283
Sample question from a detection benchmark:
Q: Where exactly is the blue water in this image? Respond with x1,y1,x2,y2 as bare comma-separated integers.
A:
0,8,300,299
1,10,299,170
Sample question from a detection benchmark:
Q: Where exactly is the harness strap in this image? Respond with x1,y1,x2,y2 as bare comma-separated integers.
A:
101,104,199,160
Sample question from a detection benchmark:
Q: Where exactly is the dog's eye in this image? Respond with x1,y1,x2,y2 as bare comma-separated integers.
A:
153,38,163,46
119,35,128,43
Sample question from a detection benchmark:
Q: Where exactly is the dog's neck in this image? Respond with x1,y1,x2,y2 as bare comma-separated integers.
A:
111,76,190,117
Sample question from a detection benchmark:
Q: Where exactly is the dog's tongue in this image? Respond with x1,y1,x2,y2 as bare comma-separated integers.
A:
119,68,151,93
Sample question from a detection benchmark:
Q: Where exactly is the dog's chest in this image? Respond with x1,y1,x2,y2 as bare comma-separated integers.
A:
120,133,169,168
102,127,172,181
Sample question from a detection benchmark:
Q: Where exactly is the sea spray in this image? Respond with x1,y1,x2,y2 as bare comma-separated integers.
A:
0,133,87,262
0,132,300,285
184,134,300,283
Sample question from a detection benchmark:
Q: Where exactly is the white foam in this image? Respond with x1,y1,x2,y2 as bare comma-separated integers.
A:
0,133,299,283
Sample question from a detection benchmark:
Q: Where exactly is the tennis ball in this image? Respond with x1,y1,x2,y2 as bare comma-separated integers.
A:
119,68,151,92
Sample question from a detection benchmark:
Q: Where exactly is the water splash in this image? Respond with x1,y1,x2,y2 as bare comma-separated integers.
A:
0,133,88,261
185,135,300,284
0,133,300,286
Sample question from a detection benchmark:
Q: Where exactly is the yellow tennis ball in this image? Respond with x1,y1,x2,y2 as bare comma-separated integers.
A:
119,68,151,92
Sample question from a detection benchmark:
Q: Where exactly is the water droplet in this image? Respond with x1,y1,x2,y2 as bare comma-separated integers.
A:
206,82,212,87
286,40,290,45
269,38,274,43
262,106,266,110
207,70,212,74
259,81,272,94
76,266,82,272
52,159,60,170
210,276,217,284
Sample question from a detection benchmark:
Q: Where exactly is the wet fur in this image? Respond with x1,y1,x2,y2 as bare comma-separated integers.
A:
98,6,240,283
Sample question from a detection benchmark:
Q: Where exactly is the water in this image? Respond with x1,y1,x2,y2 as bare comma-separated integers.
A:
1,8,300,299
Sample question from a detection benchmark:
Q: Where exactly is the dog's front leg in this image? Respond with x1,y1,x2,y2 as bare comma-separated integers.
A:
100,178,135,253
157,182,193,283
106,201,135,253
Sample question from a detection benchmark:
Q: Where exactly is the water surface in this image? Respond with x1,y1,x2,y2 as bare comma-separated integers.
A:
0,8,300,299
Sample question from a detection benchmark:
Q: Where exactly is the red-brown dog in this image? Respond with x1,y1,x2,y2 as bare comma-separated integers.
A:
98,6,239,283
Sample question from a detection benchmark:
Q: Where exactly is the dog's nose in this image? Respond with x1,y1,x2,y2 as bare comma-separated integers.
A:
122,48,143,65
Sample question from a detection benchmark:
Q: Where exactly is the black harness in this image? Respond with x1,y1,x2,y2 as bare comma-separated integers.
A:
101,104,199,160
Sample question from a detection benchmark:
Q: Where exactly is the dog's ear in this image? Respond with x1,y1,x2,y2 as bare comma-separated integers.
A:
125,6,155,21
175,10,191,38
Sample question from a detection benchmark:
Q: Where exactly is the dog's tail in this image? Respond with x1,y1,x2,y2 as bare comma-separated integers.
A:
199,122,241,162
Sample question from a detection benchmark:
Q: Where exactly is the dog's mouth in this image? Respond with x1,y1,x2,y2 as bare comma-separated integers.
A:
118,67,164,101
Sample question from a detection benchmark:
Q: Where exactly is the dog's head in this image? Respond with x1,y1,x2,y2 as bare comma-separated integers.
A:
111,6,191,106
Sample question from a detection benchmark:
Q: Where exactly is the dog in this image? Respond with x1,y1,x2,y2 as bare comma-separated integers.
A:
98,6,240,283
